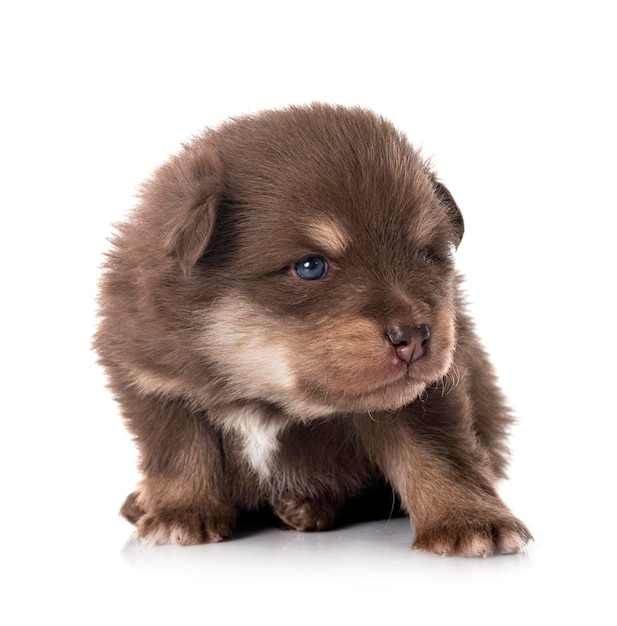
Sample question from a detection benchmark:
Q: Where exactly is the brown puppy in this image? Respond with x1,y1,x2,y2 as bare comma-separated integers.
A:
95,103,531,556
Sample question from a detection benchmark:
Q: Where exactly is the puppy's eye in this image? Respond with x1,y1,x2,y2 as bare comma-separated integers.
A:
294,256,329,280
417,247,450,265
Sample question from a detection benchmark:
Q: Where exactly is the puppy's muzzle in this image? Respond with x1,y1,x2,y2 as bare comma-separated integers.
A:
387,324,430,365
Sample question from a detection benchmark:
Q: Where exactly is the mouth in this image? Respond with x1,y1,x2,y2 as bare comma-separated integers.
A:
370,362,435,393
300,362,434,415
306,344,455,414
339,377,430,414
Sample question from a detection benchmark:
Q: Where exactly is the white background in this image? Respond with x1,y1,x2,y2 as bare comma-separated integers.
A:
2,1,615,623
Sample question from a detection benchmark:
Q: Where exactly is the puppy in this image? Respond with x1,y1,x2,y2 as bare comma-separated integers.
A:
94,103,532,556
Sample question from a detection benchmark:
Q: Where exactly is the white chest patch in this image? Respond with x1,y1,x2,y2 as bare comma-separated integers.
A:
225,407,285,481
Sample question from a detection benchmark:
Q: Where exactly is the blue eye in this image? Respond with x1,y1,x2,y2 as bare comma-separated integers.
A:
295,256,329,280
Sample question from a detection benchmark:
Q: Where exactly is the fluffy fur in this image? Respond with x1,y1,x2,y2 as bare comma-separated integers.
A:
95,103,531,556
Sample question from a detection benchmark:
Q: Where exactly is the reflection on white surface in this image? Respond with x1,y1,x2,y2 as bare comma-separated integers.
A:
111,516,540,624
120,517,535,579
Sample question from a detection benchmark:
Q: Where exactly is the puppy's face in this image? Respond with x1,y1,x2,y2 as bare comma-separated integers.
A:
164,107,464,418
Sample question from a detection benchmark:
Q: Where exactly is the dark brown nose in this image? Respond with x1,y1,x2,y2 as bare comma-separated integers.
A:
386,324,430,364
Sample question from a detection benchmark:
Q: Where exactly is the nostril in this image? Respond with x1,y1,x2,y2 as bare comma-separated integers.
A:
386,324,430,365
415,323,430,343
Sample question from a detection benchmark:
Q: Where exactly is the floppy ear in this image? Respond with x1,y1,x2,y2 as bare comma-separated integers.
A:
433,180,464,249
158,143,226,276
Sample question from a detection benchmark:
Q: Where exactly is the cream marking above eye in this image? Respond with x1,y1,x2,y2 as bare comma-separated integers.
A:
305,219,350,257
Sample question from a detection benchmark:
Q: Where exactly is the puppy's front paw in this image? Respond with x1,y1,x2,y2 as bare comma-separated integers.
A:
272,496,338,532
413,514,532,557
134,507,235,546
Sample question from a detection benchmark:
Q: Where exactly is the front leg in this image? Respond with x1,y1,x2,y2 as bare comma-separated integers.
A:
267,420,371,532
355,393,532,557
118,389,236,545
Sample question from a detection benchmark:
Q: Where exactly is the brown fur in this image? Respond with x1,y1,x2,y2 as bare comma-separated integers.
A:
94,103,531,556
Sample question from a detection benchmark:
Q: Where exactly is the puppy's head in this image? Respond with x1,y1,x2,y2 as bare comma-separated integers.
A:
147,104,464,417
